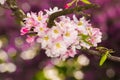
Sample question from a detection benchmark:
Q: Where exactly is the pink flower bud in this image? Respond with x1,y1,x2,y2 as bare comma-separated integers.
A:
64,4,70,9
20,27,29,35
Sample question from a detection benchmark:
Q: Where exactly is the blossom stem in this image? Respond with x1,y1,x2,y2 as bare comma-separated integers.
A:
47,4,99,28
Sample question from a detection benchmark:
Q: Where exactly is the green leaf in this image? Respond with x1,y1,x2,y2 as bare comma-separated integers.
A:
33,70,46,80
99,51,109,66
81,0,91,4
80,34,92,45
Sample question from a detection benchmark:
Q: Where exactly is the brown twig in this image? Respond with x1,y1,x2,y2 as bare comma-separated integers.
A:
47,4,99,28
83,49,120,62
6,0,25,25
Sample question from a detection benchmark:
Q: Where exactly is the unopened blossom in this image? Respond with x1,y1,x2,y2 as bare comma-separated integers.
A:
20,27,30,35
64,4,70,9
64,0,76,9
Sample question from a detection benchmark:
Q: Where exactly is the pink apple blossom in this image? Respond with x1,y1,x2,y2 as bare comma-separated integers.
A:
49,26,62,39
37,34,52,49
61,46,77,60
34,11,48,24
34,23,48,37
24,12,38,27
73,15,90,34
45,7,62,15
46,40,67,57
87,27,102,47
63,28,78,47
20,7,102,60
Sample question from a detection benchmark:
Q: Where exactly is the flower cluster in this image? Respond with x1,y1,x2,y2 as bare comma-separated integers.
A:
20,7,102,60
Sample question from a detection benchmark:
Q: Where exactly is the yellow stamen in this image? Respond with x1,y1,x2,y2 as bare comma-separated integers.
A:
29,22,33,25
65,32,70,37
56,43,61,48
78,21,83,26
38,16,42,21
44,36,49,41
61,23,64,27
54,29,59,34
40,27,44,31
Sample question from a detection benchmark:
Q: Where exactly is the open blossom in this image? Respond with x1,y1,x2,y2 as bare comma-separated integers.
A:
20,7,102,60
24,12,38,27
33,11,48,23
37,34,51,49
34,23,48,37
55,16,76,30
73,15,90,34
87,27,102,47
63,28,78,47
61,45,77,60
46,40,67,57
49,26,62,39
45,7,62,15
24,11,48,28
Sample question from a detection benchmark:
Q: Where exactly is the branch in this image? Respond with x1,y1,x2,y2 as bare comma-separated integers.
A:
82,49,120,62
47,4,99,28
6,0,25,25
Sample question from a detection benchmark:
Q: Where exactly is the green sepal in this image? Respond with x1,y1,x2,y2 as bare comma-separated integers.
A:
80,34,92,45
99,51,109,66
81,0,91,4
